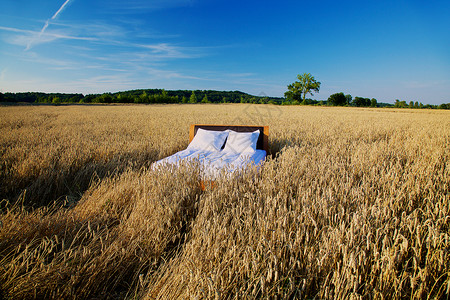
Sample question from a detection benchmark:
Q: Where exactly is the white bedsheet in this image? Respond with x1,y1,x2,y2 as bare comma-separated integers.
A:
153,148,266,179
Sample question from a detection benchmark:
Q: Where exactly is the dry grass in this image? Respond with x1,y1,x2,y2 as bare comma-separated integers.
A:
0,104,449,299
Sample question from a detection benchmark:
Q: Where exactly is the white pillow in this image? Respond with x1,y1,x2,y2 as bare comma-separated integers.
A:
187,128,229,151
223,129,260,153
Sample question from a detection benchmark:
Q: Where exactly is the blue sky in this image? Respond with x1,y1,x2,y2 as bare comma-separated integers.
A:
0,0,449,104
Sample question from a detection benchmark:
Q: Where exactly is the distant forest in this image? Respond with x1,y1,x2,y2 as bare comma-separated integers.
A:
0,90,282,105
1,89,449,109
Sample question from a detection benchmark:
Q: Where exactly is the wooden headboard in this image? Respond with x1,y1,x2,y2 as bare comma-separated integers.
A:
189,124,269,153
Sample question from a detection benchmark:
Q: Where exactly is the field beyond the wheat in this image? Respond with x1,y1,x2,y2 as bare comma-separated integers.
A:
0,104,449,299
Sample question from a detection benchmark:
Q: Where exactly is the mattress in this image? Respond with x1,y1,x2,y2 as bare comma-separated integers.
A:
153,148,267,179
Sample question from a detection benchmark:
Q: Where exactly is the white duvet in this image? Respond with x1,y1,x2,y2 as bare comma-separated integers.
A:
153,148,267,179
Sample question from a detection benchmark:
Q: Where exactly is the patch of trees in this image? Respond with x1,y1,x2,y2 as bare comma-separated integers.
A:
0,90,283,105
1,89,448,109
325,93,449,109
391,99,449,109
352,96,377,107
0,92,84,104
325,93,378,107
284,73,449,109
394,99,435,109
327,92,348,106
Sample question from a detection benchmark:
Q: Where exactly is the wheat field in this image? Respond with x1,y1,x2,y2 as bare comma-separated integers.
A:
0,104,449,299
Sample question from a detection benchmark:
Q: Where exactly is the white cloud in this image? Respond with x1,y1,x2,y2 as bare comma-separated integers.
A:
26,0,74,50
52,0,72,20
0,26,35,34
0,68,7,81
0,25,97,48
401,80,450,90
103,0,196,12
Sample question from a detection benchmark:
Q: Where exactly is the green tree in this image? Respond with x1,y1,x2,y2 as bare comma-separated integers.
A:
394,99,408,108
353,97,371,107
117,93,131,103
201,95,210,103
139,91,148,103
328,92,347,106
189,91,198,103
101,94,113,103
345,94,352,105
371,98,377,107
438,103,450,109
285,73,321,102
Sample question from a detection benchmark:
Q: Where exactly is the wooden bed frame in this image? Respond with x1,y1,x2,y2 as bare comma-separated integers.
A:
189,124,269,153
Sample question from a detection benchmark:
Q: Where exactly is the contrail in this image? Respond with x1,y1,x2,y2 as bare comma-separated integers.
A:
52,0,71,20
26,0,72,50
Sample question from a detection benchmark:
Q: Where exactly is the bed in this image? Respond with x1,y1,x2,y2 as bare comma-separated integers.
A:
153,124,269,183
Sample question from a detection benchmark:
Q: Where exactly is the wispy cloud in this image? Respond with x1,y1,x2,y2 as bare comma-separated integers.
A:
26,0,73,50
0,23,206,72
0,25,97,48
52,0,72,19
0,1,260,95
104,0,196,12
0,68,7,82
0,26,35,34
401,79,450,90
135,43,206,60
225,72,256,78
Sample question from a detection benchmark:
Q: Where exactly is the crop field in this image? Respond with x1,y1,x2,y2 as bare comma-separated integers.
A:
0,104,449,299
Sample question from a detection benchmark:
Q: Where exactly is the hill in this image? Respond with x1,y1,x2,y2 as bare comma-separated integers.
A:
0,89,284,105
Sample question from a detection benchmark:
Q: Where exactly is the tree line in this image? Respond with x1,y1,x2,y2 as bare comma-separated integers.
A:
284,73,449,109
324,92,449,109
1,85,448,109
0,90,283,105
